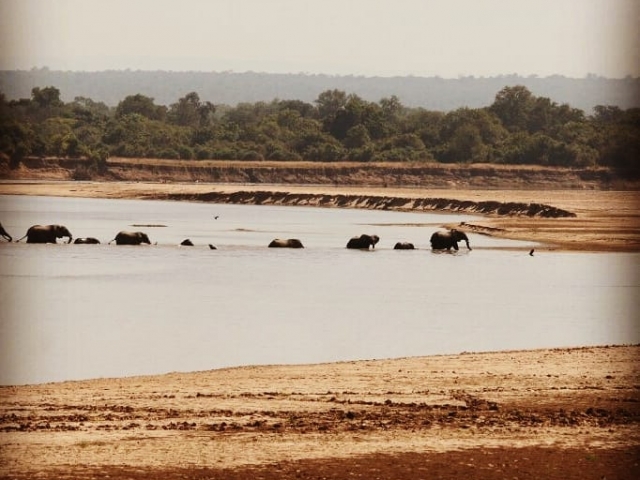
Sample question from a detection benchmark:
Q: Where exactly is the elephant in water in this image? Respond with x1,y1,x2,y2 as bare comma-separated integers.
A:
394,242,415,250
109,231,151,245
268,238,304,248
430,229,471,251
346,234,379,249
0,222,11,242
181,239,194,246
16,224,73,244
74,237,101,244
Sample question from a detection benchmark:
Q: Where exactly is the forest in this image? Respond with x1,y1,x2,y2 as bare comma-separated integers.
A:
1,84,638,176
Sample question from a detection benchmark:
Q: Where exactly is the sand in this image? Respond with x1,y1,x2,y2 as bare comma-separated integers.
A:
1,346,639,479
0,181,639,478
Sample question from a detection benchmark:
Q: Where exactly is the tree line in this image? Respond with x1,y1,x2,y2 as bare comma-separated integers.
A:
3,70,638,112
1,85,638,175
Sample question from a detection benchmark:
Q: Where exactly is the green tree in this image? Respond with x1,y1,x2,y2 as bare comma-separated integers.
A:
315,89,348,121
0,118,33,167
116,94,166,121
402,109,445,151
28,86,64,121
437,108,506,162
343,124,371,149
31,86,62,108
592,105,623,124
594,107,640,174
490,85,535,131
378,95,404,135
168,92,215,128
276,99,316,118
441,124,488,163
325,94,386,141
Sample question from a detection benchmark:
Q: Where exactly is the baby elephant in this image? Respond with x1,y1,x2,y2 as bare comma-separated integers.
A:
74,237,101,244
268,238,304,248
109,231,151,245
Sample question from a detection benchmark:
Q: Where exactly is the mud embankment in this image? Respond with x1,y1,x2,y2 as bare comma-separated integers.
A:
106,162,609,189
154,190,576,218
104,159,628,189
4,156,636,190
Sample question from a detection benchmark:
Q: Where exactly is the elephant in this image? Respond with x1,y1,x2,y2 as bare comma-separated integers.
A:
208,244,217,250
394,242,415,250
346,234,379,249
74,237,101,244
16,224,73,244
268,238,304,248
0,222,11,242
109,231,151,245
430,229,471,251
181,239,194,246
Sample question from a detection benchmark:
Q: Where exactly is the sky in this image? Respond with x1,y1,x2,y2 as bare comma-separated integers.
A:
0,0,638,78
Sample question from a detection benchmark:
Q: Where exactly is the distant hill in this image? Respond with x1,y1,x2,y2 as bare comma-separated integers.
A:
1,69,638,113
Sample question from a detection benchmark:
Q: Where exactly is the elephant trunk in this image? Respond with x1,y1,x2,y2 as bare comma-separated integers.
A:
66,236,73,244
465,239,471,250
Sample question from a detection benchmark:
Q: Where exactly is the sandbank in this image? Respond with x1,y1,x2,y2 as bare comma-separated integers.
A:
1,180,639,251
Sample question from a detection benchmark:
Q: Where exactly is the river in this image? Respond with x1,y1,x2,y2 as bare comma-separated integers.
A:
0,195,638,385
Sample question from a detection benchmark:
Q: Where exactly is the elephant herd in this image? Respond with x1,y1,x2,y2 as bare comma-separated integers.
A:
0,223,152,245
0,221,472,251
346,231,471,251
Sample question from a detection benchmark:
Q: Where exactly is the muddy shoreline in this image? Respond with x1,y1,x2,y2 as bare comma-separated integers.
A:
150,189,577,218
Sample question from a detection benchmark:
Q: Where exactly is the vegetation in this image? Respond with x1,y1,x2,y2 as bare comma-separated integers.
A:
1,85,638,175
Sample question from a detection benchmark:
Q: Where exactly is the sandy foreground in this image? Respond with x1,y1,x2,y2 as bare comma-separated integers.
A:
1,346,639,479
1,180,639,251
1,181,639,478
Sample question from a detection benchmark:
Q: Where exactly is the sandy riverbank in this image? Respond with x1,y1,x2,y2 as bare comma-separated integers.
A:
1,181,639,478
1,180,639,251
1,345,639,479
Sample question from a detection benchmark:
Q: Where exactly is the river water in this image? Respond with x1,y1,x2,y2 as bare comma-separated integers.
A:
0,194,638,385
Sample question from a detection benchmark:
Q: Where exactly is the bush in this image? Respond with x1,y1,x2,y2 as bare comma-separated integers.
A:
210,147,240,160
346,146,376,161
304,143,345,161
195,147,212,160
239,150,264,161
177,145,194,160
266,148,301,161
152,148,180,159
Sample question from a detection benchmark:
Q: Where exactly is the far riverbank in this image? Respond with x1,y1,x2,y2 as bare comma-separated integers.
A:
1,180,639,251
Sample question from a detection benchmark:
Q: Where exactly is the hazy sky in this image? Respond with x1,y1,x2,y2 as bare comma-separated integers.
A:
1,0,638,78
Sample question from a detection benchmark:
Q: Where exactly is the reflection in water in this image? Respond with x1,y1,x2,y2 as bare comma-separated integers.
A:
0,195,638,385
